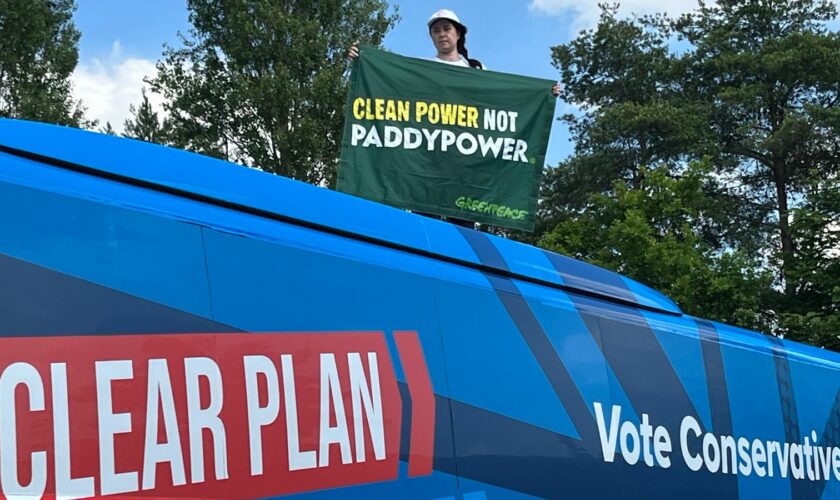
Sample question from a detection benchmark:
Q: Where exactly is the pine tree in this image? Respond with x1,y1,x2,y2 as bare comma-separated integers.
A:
123,89,171,144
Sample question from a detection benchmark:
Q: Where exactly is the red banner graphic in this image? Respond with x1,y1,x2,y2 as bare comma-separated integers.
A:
0,331,430,499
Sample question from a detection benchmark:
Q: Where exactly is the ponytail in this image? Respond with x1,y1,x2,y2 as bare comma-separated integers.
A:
456,28,483,69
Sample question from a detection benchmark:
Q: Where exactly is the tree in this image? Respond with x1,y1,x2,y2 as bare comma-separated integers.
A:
148,0,398,186
123,89,173,144
545,1,840,339
780,174,840,348
672,0,840,297
540,161,773,330
99,122,117,135
547,5,771,256
0,0,88,126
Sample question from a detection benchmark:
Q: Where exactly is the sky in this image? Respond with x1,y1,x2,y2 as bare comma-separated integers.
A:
70,0,715,166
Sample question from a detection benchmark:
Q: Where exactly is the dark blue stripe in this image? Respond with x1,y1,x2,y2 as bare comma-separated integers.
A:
695,319,738,496
543,250,638,304
455,229,600,450
571,296,699,433
397,383,413,464
816,388,840,498
456,227,508,270
432,394,459,481
485,274,600,450
769,338,802,443
441,396,734,499
383,333,414,469
446,398,620,498
0,252,238,336
695,320,733,435
768,337,819,499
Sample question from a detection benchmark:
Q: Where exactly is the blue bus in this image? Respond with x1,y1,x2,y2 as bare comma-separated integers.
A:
1,118,838,499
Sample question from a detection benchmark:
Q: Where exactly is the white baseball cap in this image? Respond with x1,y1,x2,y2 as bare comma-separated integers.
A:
427,9,467,32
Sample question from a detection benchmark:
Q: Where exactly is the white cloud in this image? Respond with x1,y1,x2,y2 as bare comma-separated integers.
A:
530,0,840,31
71,41,164,131
529,0,703,31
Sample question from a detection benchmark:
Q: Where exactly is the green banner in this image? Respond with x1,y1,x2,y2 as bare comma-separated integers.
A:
336,46,556,231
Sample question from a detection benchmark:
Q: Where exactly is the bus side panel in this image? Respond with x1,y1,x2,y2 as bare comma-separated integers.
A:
6,149,840,499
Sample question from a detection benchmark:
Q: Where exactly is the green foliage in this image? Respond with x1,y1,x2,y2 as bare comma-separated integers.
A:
540,162,773,330
673,0,840,296
780,174,840,348
123,89,173,144
544,0,840,343
98,122,117,136
0,0,88,126
147,0,398,186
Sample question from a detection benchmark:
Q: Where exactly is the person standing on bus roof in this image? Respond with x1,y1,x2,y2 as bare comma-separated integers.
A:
348,8,561,97
347,9,559,230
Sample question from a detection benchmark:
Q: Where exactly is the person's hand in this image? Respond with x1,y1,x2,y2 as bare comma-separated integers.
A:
552,82,561,96
348,42,360,59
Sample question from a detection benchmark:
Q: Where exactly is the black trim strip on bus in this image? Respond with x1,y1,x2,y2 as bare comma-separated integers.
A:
0,143,682,317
